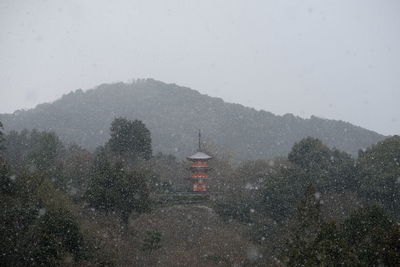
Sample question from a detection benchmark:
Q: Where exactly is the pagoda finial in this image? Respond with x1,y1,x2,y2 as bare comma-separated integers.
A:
198,129,201,151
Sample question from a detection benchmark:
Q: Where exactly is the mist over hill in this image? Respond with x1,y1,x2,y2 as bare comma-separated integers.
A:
0,79,385,160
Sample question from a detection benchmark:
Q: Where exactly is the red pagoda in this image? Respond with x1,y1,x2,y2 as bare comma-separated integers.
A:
187,131,212,192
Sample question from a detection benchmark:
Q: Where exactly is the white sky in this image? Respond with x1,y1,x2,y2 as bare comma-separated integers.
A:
0,0,399,135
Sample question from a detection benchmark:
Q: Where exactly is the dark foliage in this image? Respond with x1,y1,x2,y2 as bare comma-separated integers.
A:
288,137,358,190
85,148,151,222
107,117,152,160
0,175,88,266
212,136,400,265
0,121,4,150
2,129,64,177
285,204,400,266
0,118,398,266
260,138,357,223
358,135,400,217
141,230,162,252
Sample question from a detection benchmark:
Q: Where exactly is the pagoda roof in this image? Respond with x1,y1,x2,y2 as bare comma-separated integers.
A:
187,151,212,160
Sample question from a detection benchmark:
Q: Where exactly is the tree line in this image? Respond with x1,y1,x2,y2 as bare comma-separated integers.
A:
1,118,399,266
0,118,157,265
214,136,400,266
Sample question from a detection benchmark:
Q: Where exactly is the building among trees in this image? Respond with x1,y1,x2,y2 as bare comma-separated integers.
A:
187,131,212,192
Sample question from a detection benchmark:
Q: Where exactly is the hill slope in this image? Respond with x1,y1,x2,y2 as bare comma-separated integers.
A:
0,79,384,160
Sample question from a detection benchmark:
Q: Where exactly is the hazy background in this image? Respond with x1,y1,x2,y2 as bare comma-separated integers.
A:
0,0,399,135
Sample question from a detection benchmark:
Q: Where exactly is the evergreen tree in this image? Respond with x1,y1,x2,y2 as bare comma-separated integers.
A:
61,144,93,198
286,185,324,266
141,230,162,252
0,172,88,266
285,203,400,266
261,138,357,225
28,130,64,174
0,159,15,195
85,148,151,222
0,121,4,150
85,148,116,211
107,117,152,160
288,137,331,170
342,205,400,266
0,122,16,195
295,185,323,237
2,129,64,178
288,137,357,190
358,136,400,217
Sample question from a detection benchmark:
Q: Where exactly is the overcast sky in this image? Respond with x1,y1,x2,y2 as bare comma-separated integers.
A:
1,0,399,135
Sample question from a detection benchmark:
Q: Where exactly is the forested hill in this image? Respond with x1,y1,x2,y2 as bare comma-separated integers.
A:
0,79,384,160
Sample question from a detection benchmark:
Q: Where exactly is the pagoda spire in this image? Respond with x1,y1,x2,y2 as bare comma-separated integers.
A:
198,129,201,151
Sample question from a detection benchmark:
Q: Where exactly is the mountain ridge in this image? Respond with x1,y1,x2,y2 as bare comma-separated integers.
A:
0,78,385,160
